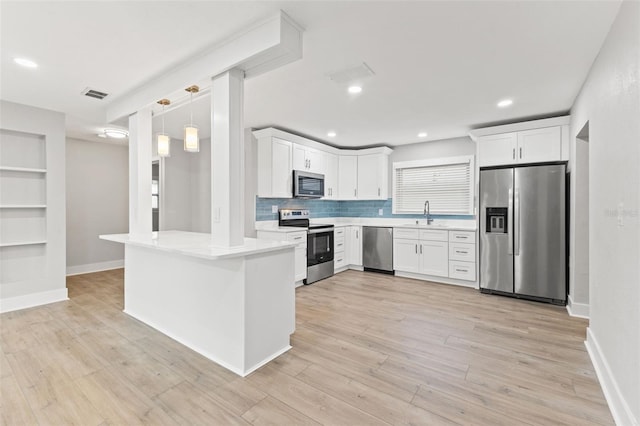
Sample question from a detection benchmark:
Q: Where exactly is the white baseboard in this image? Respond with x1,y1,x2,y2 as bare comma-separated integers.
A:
567,294,590,319
66,259,124,276
585,327,639,426
0,288,69,313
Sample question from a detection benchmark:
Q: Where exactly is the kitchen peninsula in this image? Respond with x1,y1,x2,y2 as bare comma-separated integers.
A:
100,231,296,376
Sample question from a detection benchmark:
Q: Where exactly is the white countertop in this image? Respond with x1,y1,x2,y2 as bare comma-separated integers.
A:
100,231,296,261
255,217,476,233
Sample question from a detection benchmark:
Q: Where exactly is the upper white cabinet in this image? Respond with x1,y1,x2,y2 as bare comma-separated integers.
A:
293,144,324,174
254,128,393,200
338,155,358,200
323,152,339,200
256,136,292,198
472,116,569,168
357,153,389,200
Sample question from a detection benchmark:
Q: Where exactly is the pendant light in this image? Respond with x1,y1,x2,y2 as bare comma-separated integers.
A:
157,99,171,157
184,85,199,152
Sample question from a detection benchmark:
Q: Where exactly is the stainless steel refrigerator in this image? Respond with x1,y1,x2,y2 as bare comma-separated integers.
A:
479,164,567,305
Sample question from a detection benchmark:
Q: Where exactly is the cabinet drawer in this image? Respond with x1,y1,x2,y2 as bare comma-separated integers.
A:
394,228,419,240
449,261,476,281
419,229,448,242
334,254,347,270
449,230,475,243
334,227,346,238
286,231,307,246
334,235,346,253
449,243,476,262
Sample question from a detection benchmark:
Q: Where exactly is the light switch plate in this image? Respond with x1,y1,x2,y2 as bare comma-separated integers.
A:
617,202,624,227
272,205,278,213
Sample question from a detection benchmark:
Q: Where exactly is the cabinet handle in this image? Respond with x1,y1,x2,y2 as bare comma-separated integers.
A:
356,230,359,238
354,189,357,197
512,148,515,159
415,244,417,254
420,245,422,254
456,250,468,254
337,243,343,247
519,147,522,159
456,236,466,239
455,268,468,273
378,188,380,196
293,236,302,240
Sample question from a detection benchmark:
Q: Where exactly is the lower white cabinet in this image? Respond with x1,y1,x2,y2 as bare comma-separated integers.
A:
393,230,448,277
347,226,362,266
257,230,307,283
334,226,347,271
393,228,477,283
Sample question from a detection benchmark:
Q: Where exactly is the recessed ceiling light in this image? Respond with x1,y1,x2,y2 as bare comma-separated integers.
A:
104,129,129,139
14,57,38,69
348,85,362,94
497,99,513,108
327,131,337,137
418,132,428,138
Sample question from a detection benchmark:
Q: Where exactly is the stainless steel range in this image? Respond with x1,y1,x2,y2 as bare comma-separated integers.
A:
279,209,334,285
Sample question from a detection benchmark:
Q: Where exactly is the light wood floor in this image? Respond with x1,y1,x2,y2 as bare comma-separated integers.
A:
1,269,613,425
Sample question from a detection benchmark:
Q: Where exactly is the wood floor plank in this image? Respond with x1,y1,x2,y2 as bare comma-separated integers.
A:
0,269,614,425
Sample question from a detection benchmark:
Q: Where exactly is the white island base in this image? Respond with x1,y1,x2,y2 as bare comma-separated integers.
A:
100,231,296,377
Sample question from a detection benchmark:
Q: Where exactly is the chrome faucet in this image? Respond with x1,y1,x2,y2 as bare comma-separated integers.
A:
423,200,434,225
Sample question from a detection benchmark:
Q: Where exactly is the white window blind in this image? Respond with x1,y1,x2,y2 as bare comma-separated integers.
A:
393,156,474,215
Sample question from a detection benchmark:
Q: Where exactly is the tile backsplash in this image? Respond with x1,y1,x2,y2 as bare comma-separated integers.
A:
256,197,474,221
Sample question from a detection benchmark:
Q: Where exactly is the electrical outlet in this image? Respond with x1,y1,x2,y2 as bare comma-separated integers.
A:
378,208,383,216
272,205,278,213
617,202,624,227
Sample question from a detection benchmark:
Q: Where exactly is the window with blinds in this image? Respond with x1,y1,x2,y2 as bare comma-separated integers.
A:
392,156,474,215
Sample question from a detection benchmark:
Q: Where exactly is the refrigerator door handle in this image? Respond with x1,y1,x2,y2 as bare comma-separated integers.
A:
514,188,520,256
508,188,514,255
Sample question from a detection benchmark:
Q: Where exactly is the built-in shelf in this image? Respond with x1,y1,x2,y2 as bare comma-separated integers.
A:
0,205,47,209
0,240,47,248
0,166,47,173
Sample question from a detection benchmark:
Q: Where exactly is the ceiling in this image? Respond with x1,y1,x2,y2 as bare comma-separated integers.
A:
1,1,621,148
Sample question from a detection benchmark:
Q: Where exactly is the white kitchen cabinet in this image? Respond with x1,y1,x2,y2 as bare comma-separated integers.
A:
338,155,358,200
347,226,362,266
517,126,562,164
394,228,477,283
357,153,389,200
257,136,293,198
477,132,518,167
333,226,347,272
393,238,420,273
476,124,564,167
419,240,449,277
323,152,339,200
293,144,324,174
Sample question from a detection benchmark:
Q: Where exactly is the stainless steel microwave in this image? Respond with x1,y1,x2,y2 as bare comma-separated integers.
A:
293,170,324,198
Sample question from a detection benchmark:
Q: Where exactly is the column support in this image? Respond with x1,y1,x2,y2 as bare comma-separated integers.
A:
128,108,153,236
211,69,245,246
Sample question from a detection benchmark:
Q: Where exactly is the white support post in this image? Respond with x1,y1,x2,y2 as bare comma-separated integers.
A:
128,108,153,236
211,69,245,246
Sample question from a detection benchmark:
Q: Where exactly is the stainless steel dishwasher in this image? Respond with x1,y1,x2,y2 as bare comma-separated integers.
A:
363,226,394,274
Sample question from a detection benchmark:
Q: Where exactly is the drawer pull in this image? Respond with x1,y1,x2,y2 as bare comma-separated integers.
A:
455,250,468,254
293,236,302,240
455,268,468,273
456,236,467,239
337,243,343,247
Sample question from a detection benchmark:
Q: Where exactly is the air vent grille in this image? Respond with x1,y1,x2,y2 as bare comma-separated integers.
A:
82,88,109,100
327,62,375,84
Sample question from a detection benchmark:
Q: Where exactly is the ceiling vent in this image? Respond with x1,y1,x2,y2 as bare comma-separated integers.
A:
82,88,109,100
327,62,375,84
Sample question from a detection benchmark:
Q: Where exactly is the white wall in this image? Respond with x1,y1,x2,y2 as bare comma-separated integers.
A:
66,138,128,275
0,101,67,312
161,138,193,231
570,1,640,424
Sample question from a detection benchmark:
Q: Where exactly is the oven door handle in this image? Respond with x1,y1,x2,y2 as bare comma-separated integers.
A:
307,228,335,235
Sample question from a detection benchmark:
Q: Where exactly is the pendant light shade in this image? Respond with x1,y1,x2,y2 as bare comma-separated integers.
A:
157,99,171,157
184,85,200,153
184,125,199,152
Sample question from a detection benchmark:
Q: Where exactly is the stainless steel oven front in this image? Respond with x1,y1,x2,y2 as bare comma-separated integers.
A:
305,226,334,284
